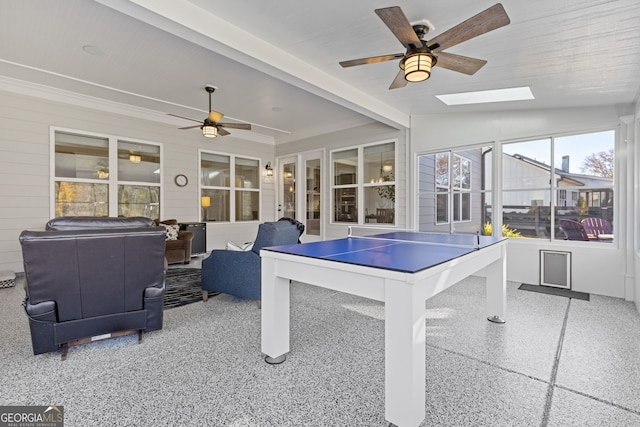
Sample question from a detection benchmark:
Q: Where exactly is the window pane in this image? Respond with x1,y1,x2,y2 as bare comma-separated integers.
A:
306,159,321,236
502,190,551,238
554,131,614,242
201,153,230,187
334,188,357,222
118,185,160,220
201,189,230,222
118,141,160,183
55,182,108,216
333,149,358,185
235,157,259,189
364,142,395,183
55,131,109,179
282,162,296,219
235,190,259,221
364,186,394,224
502,139,551,189
436,153,449,188
461,192,471,221
437,193,448,224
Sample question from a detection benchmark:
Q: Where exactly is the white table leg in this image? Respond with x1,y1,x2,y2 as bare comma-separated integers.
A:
485,245,507,323
261,257,290,363
384,279,426,427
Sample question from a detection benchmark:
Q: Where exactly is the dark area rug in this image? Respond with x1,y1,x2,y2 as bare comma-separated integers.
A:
164,268,218,309
519,283,590,301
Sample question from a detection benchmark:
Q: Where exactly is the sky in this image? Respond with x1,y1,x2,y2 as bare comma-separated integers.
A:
502,130,615,175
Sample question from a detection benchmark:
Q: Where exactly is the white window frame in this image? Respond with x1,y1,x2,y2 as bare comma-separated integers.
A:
199,149,262,223
330,140,397,225
50,127,162,219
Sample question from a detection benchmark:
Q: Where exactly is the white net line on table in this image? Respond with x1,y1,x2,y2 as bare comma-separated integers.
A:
346,226,481,250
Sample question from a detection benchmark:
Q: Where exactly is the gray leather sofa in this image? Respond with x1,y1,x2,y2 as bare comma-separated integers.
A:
20,216,166,359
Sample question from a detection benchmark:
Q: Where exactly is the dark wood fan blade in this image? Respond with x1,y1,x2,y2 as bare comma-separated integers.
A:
178,125,202,130
218,123,251,130
375,6,423,50
389,69,408,90
217,127,231,136
168,113,203,123
428,3,510,52
434,51,487,75
340,53,404,68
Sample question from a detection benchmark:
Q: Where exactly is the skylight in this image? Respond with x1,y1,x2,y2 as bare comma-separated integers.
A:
436,87,534,106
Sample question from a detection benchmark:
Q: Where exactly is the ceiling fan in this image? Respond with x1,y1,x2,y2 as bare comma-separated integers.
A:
169,85,251,137
339,3,510,89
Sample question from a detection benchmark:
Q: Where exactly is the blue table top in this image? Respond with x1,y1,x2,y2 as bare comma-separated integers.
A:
263,232,504,273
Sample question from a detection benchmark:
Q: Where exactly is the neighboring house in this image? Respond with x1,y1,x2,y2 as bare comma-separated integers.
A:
492,153,613,237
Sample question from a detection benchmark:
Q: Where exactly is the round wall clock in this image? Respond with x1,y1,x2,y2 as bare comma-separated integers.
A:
174,174,188,187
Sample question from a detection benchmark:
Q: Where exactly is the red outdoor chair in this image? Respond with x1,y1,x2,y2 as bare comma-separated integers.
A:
559,219,590,241
581,217,613,240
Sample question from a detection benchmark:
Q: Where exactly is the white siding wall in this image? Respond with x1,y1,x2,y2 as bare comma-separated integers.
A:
0,90,274,273
411,106,631,299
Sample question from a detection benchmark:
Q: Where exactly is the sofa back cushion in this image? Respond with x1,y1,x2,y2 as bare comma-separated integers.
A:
46,216,156,231
20,227,165,322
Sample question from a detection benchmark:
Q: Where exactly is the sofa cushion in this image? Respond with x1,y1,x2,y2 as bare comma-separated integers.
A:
46,216,155,231
161,223,180,240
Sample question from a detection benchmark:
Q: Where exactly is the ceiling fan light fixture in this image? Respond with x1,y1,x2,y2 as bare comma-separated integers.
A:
402,52,434,82
202,125,218,138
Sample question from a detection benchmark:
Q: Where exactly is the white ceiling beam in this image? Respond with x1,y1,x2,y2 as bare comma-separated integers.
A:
96,0,410,130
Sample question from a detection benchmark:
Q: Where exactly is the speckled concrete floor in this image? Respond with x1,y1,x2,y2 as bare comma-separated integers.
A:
1,274,638,426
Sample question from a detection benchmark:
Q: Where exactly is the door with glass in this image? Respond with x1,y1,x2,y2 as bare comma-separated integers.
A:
277,152,323,242
301,151,323,241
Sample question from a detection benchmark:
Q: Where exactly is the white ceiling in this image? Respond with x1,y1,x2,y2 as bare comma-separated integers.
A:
1,0,639,144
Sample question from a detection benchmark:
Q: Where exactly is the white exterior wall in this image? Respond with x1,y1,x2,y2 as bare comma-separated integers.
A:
411,106,631,299
0,89,275,273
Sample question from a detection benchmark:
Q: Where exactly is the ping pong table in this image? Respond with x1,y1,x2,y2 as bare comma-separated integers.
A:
260,231,507,427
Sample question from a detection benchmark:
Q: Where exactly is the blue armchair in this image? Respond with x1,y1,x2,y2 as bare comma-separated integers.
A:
201,220,303,302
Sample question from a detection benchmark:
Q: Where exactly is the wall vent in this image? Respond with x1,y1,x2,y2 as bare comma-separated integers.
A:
540,250,571,289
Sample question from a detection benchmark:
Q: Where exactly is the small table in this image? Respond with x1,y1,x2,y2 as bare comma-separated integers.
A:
261,232,507,426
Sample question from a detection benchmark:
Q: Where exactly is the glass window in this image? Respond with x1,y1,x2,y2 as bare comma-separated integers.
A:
200,152,261,222
201,189,229,222
53,130,161,220
418,147,490,233
282,161,296,219
332,142,395,224
333,149,358,185
500,130,614,241
55,132,109,179
235,157,259,189
117,140,160,183
55,182,108,217
333,188,357,222
118,185,160,218
201,153,230,187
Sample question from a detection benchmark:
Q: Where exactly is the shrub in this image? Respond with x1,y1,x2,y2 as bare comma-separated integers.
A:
482,222,523,238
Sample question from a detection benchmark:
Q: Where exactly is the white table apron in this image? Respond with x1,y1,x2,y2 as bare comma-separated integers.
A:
261,240,507,427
